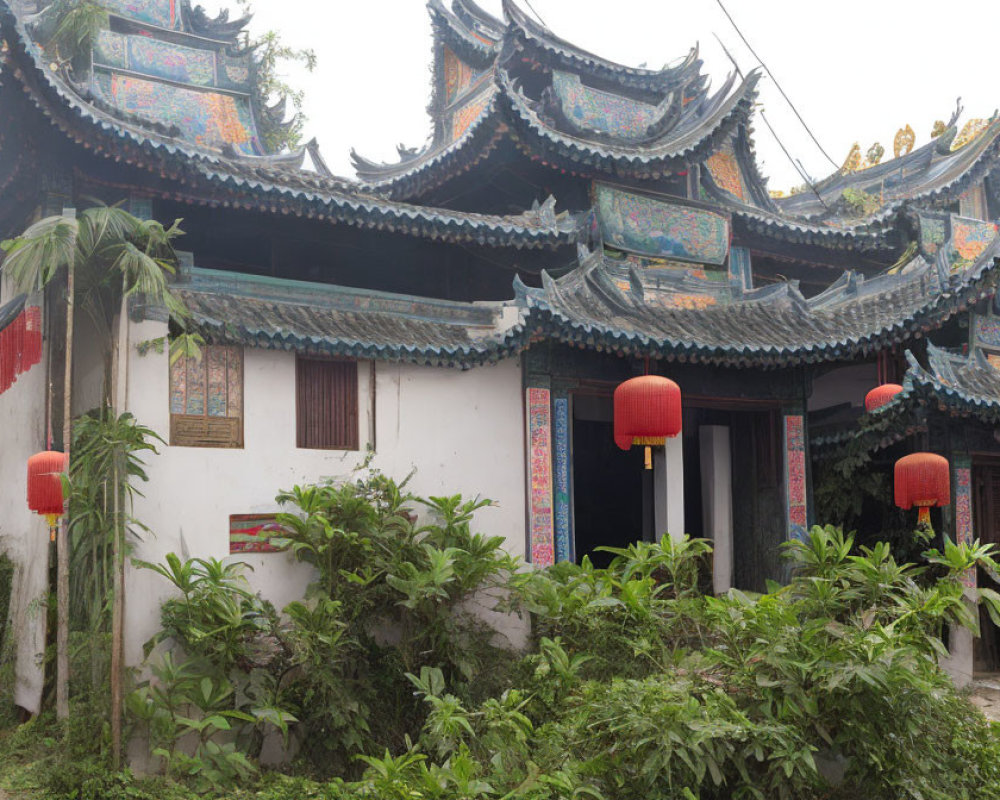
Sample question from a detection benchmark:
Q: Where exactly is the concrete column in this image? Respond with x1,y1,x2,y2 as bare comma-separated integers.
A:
942,600,975,689
654,436,685,542
700,426,733,593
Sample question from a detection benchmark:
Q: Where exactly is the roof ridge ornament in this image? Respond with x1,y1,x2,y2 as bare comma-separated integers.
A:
893,125,915,159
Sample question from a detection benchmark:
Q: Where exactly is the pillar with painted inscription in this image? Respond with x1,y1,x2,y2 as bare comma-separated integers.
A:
782,412,809,542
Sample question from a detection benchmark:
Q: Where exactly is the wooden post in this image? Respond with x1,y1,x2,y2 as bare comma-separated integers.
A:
109,289,127,769
56,256,73,721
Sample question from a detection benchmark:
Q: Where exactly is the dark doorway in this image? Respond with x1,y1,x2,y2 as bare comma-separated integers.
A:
572,395,649,567
974,461,1000,672
731,409,785,593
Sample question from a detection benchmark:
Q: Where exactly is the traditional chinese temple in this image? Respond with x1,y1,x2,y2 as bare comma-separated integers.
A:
3,0,1000,706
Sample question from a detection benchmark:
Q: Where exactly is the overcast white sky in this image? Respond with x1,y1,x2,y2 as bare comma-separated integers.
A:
225,0,999,192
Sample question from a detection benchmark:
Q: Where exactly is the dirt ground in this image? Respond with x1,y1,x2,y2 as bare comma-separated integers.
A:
969,676,1000,721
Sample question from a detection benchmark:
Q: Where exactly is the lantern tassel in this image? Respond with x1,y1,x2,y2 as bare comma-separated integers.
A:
644,446,652,470
917,506,931,527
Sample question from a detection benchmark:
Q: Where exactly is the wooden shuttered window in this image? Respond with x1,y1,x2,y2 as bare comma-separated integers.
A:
169,345,244,448
296,357,359,450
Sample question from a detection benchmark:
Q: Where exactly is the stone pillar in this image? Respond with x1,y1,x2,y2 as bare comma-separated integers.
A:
700,426,733,593
942,457,975,688
654,435,685,542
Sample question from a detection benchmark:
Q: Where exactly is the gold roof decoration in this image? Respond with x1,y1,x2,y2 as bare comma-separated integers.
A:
866,143,885,166
841,142,862,173
952,118,990,151
894,125,915,158
931,120,948,139
769,189,786,198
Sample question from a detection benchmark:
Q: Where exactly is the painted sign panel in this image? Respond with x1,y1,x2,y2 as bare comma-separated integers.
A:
918,212,997,270
103,0,177,28
552,397,572,563
784,415,808,541
229,514,283,554
93,70,259,154
595,184,730,264
527,387,555,566
552,71,663,141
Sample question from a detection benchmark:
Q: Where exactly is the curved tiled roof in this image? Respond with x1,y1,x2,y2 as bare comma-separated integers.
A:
0,2,580,251
811,344,1000,455
515,238,1000,367
165,268,529,369
776,120,1000,223
351,1,753,190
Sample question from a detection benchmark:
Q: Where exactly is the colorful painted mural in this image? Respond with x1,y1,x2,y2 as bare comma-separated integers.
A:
919,213,947,257
103,0,176,29
96,71,259,154
93,30,127,69
229,514,282,554
443,48,488,105
128,35,216,87
527,387,555,567
595,184,731,264
975,315,1000,348
552,71,665,141
705,142,745,201
450,91,492,141
919,213,997,269
552,396,572,563
954,463,976,589
950,215,997,269
784,415,808,541
170,346,242,418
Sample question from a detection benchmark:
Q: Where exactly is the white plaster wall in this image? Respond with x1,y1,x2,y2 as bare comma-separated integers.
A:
0,282,50,713
71,311,106,416
123,319,527,665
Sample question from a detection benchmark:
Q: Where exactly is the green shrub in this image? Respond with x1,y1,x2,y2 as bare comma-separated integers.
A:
116,475,1000,800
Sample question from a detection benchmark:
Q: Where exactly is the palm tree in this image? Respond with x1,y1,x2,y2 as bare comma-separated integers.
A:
1,203,187,765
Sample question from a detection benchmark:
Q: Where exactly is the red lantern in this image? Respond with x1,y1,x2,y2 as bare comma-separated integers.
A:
865,383,903,412
614,375,682,469
894,452,950,526
27,451,68,538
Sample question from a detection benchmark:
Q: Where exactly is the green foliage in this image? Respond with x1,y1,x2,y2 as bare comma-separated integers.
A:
12,472,1000,799
69,409,161,637
841,187,882,217
232,1,317,153
0,204,190,396
33,0,109,68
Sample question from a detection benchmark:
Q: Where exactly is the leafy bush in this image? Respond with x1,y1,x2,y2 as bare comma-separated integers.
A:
111,476,1000,799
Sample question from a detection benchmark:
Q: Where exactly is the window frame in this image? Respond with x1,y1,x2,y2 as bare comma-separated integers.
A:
295,356,360,451
169,345,244,448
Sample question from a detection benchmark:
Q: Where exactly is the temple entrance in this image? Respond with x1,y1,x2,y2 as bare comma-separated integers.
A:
571,393,650,567
974,461,1000,672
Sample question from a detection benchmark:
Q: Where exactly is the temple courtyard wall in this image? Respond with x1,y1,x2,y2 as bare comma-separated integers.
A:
123,317,529,666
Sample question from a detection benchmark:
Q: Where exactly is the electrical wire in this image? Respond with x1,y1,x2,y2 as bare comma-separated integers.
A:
712,34,829,210
522,0,548,28
713,0,840,172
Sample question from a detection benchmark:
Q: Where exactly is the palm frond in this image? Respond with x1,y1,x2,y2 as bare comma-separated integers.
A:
0,215,79,292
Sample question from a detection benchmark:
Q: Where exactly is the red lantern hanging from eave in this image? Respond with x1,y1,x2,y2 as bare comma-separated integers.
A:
27,451,68,538
614,375,682,469
894,452,950,526
865,383,903,412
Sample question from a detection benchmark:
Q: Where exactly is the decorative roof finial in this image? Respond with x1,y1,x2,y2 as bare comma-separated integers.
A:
866,143,884,166
841,142,862,173
893,125,915,158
